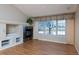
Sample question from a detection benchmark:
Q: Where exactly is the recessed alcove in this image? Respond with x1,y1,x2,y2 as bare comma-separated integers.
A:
6,24,19,34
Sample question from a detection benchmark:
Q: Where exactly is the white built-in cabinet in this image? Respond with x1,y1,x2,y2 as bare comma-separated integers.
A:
0,23,23,50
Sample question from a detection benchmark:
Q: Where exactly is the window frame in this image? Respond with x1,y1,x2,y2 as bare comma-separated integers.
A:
57,20,66,36
38,19,66,36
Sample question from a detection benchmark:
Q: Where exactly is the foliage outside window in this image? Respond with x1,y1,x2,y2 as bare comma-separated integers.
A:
38,20,66,35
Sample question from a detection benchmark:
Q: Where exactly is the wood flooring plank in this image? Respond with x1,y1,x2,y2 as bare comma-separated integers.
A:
0,39,78,55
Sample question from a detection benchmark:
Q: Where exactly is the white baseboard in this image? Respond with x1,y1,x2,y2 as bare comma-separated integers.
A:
37,39,67,44
75,45,79,54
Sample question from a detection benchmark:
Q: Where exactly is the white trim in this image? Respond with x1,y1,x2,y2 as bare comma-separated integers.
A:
37,39,67,44
75,45,79,54
0,19,27,25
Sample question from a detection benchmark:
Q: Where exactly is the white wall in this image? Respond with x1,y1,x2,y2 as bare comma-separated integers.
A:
33,20,75,44
0,4,26,23
75,7,79,54
66,19,75,44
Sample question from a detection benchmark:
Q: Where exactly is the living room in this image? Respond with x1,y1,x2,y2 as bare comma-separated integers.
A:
0,4,79,55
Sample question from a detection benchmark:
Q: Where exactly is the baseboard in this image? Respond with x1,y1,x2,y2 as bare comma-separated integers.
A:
37,39,67,44
75,45,79,54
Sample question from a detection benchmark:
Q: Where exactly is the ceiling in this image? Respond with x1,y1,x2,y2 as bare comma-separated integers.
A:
14,4,77,17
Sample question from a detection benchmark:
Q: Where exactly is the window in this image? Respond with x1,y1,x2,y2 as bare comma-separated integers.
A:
38,21,45,34
57,20,66,35
51,20,56,35
38,20,66,35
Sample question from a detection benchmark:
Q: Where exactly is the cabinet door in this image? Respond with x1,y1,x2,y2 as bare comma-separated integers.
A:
0,23,6,40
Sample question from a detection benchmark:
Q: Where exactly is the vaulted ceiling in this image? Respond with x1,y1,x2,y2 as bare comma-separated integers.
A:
14,4,77,17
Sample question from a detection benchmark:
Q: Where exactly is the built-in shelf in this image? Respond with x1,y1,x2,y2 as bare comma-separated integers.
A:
0,23,23,50
16,37,21,42
1,40,9,47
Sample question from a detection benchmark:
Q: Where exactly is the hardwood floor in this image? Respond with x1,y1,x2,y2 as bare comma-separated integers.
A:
0,39,78,55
